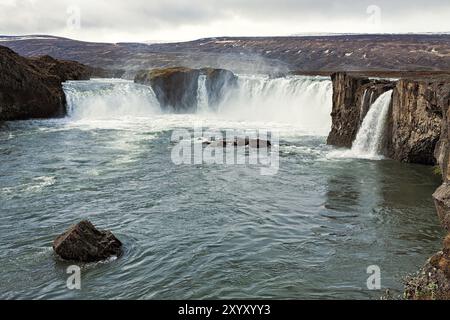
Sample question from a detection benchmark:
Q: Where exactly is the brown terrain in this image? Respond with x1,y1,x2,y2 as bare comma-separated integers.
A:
1,34,450,76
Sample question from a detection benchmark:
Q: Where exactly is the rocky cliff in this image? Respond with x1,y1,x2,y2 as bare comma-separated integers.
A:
327,72,450,298
327,73,445,164
327,73,395,148
0,46,120,121
387,80,445,164
134,67,236,112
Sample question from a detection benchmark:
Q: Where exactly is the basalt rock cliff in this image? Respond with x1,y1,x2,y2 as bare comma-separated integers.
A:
327,73,394,148
0,46,120,121
134,67,236,112
327,73,446,165
327,72,450,298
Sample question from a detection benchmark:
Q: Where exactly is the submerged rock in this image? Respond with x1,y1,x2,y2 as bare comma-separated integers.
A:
53,220,122,262
204,137,271,148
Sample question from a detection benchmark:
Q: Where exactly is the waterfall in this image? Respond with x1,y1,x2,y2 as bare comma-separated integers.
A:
196,75,209,113
63,79,161,120
214,75,333,135
359,89,368,123
350,90,393,158
63,75,333,135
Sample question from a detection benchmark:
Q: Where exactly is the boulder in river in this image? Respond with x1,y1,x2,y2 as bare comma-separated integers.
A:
53,220,122,262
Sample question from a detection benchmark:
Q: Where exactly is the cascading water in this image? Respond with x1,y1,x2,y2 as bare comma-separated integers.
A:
63,79,161,120
215,75,333,135
63,75,332,135
196,75,209,113
350,90,393,158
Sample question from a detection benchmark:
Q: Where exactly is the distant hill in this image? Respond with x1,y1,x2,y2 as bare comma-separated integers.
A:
1,34,449,75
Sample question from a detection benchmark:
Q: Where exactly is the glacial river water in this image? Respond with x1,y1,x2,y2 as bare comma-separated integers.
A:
0,77,444,299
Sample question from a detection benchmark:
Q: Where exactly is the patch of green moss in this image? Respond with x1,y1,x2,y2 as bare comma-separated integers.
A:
149,67,194,79
433,165,442,176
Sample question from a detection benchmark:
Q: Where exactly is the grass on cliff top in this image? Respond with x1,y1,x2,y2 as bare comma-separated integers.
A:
147,67,195,78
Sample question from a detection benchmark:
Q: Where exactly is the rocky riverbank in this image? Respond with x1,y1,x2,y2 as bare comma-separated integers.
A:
0,46,122,121
327,72,450,298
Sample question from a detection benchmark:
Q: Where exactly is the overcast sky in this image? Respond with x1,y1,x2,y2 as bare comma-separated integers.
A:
1,0,450,43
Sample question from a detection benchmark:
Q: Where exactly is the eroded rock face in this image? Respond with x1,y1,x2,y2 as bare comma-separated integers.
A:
0,46,97,121
135,67,200,112
327,73,394,148
404,80,450,299
433,185,450,232
53,220,122,262
134,67,237,112
387,80,444,164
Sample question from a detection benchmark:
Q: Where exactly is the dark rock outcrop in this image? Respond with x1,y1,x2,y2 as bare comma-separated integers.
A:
327,72,444,165
203,137,271,148
326,72,450,299
403,79,450,299
0,45,106,121
386,80,444,164
53,220,122,262
134,67,237,112
135,67,200,112
327,73,394,148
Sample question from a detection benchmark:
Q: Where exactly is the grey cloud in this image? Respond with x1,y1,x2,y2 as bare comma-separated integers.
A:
0,0,449,41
